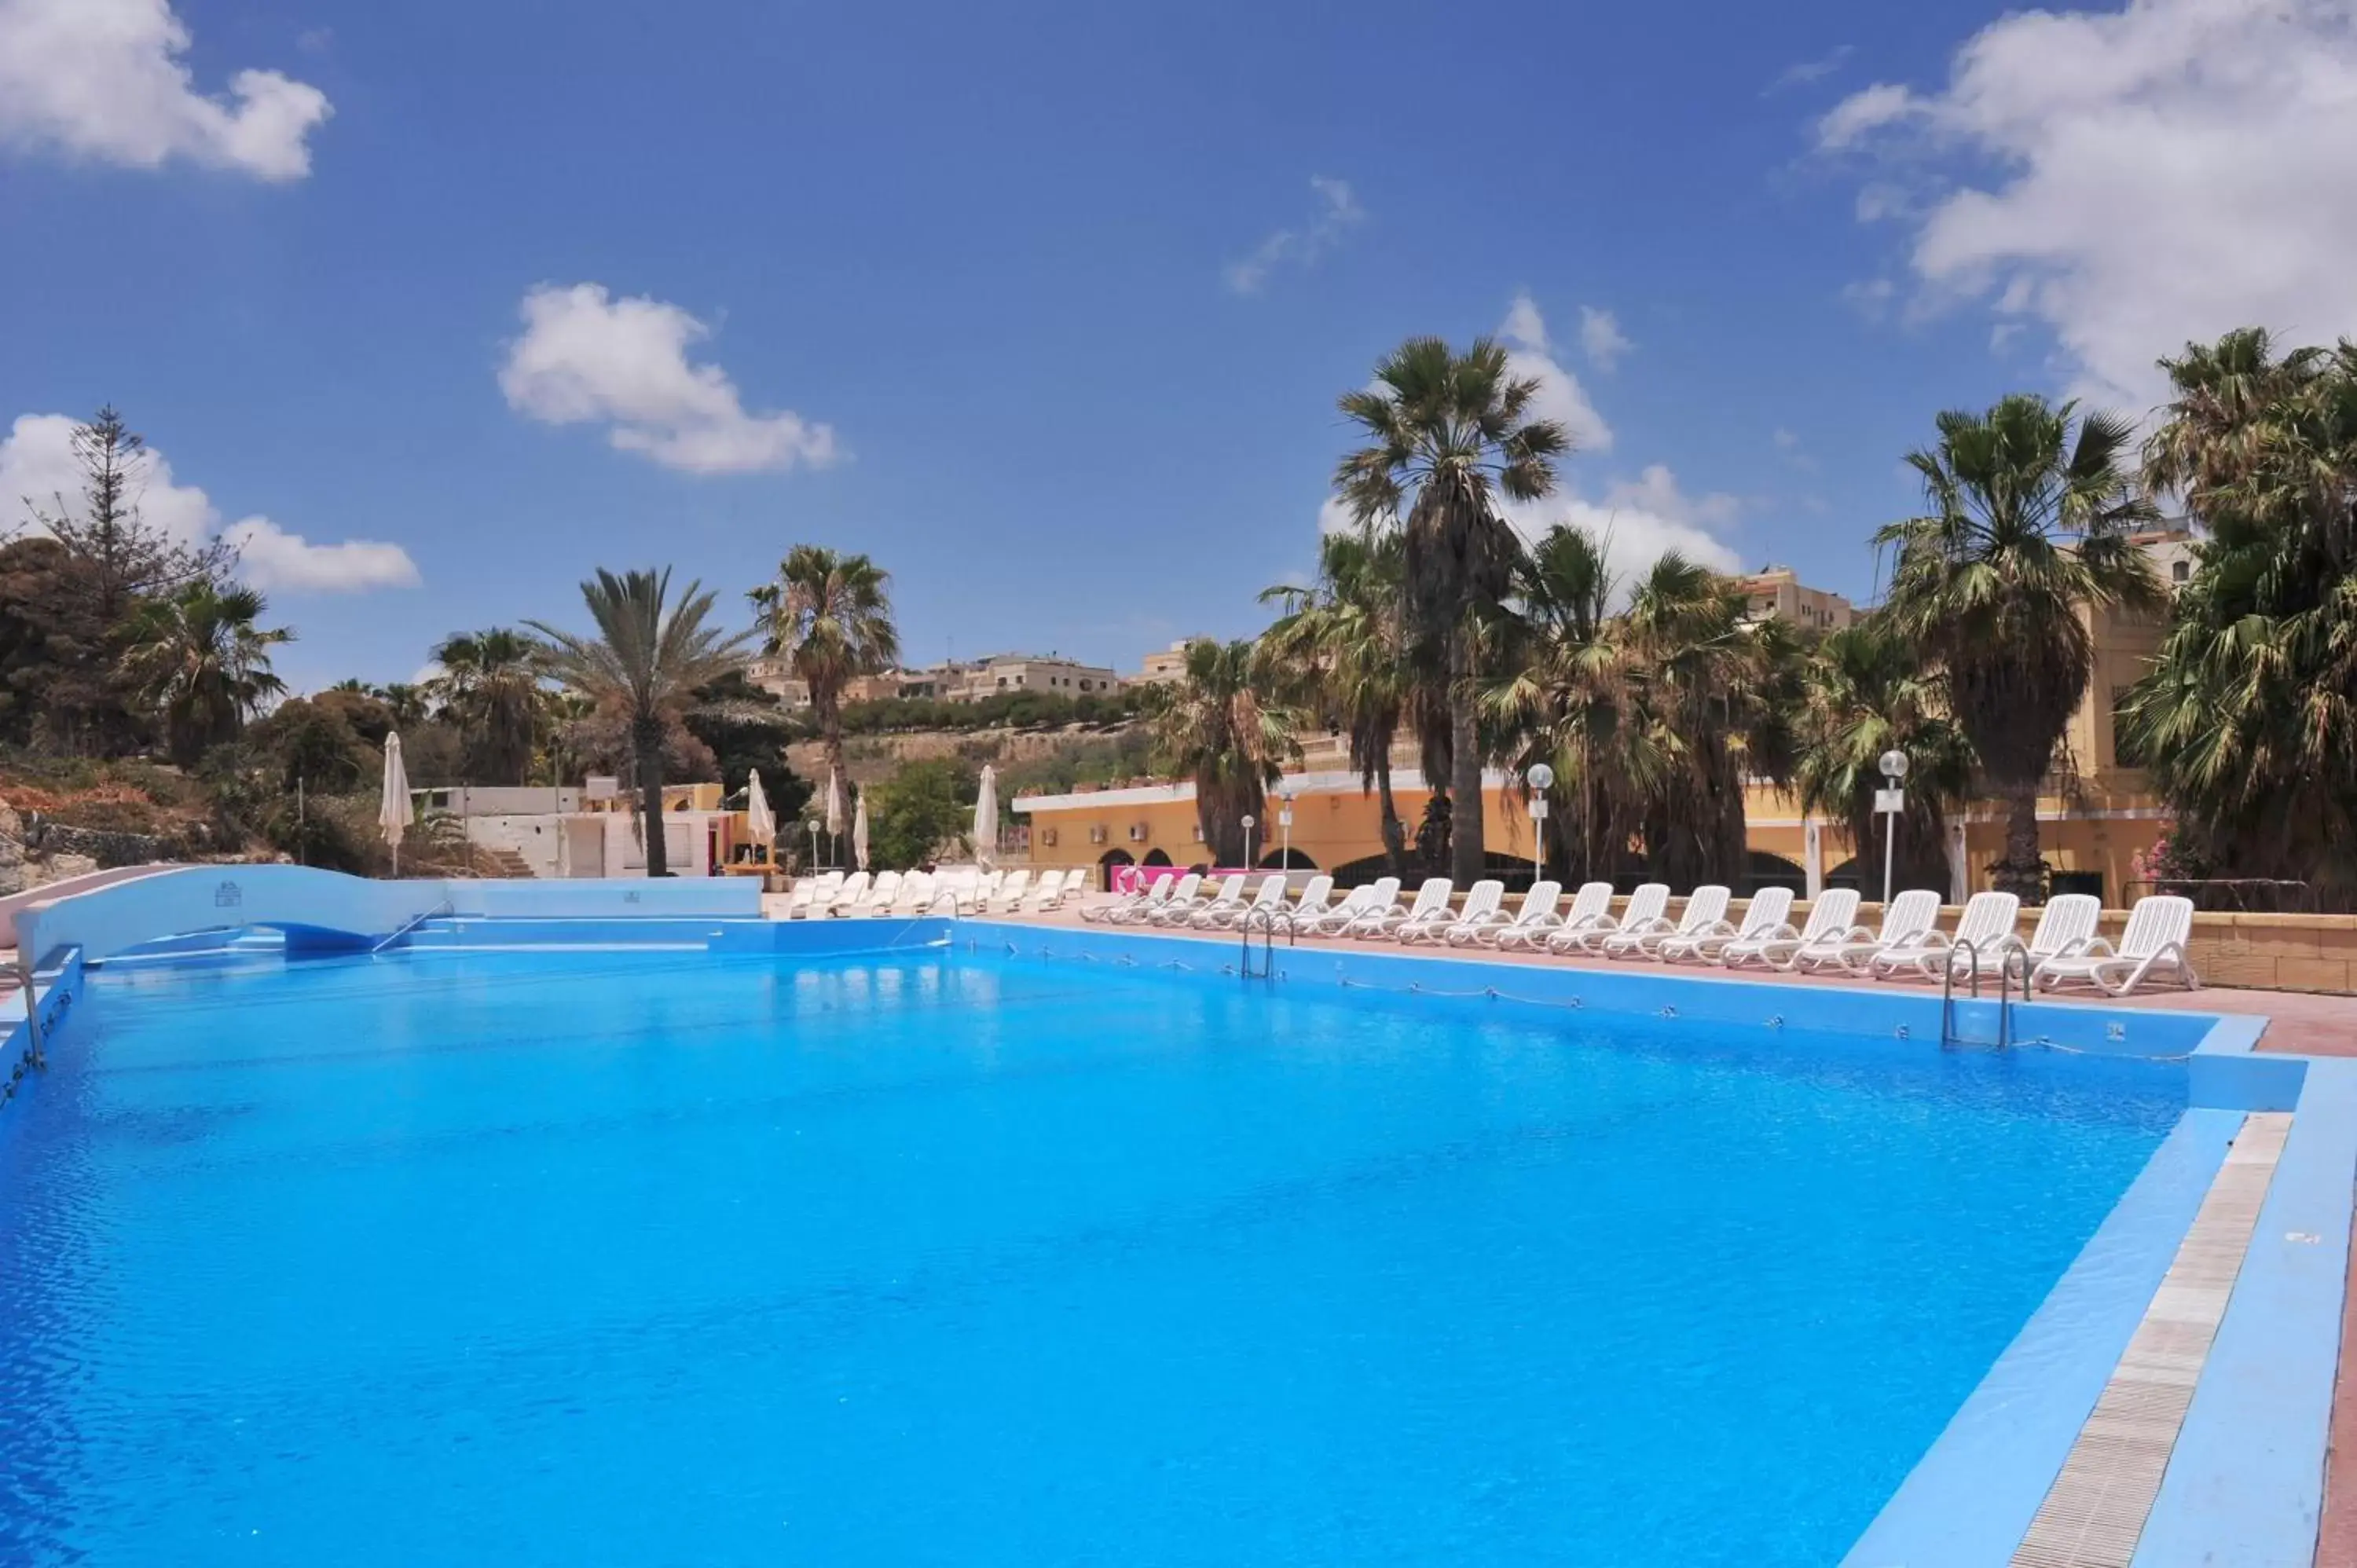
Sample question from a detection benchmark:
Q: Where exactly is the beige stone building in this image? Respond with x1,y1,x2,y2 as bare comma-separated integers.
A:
1738,566,1854,632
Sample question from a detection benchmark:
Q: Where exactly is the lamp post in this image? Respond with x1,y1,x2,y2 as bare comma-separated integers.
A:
1240,813,1256,870
1527,762,1555,888
807,818,821,876
1878,749,1911,907
1277,785,1296,872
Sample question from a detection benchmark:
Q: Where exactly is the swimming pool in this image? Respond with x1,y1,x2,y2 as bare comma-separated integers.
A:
0,934,2198,1565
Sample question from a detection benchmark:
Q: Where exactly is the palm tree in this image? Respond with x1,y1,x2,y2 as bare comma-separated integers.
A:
2124,329,2357,903
116,580,291,768
1875,394,2161,899
1487,522,1639,884
528,568,751,876
1146,638,1301,867
1260,529,1412,875
1335,336,1570,883
1793,618,1975,894
371,682,432,731
428,627,545,786
750,545,900,792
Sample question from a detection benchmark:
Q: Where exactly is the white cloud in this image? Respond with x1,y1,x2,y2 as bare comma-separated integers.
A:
499,283,840,475
1772,427,1820,472
1769,45,1856,93
1820,0,2357,410
224,519,420,593
1577,306,1633,372
2,412,418,594
1314,464,1742,593
0,0,331,181
1225,176,1366,295
1508,465,1745,590
1841,276,1898,321
1816,82,1919,149
1497,292,1614,452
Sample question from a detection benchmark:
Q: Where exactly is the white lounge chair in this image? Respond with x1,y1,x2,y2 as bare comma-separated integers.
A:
1204,874,1288,930
822,870,871,917
1500,881,1607,951
1751,889,1863,971
1305,880,1393,936
1285,875,1338,926
1871,890,2019,982
1814,888,1942,975
1181,874,1249,929
1080,874,1152,924
2033,895,2201,995
889,871,935,916
1029,869,1078,910
1464,881,1560,947
1550,883,1668,956
1149,874,1218,926
2006,893,2102,974
852,870,902,916
1406,879,1501,946
985,869,1032,914
1662,887,1794,965
1763,891,1867,966
1354,877,1450,940
1605,885,1730,959
1105,877,1186,926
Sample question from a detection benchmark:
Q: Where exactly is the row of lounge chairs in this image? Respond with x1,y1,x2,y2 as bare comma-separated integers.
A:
779,866,1083,919
1074,874,2202,996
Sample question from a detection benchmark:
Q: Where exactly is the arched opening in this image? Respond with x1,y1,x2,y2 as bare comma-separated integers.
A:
1825,856,1863,892
1746,851,1807,896
1142,848,1173,867
1259,848,1318,870
1094,848,1134,893
1329,854,1395,888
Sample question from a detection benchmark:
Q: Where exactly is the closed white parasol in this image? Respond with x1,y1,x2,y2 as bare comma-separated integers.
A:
746,768,775,854
380,731,416,876
972,764,998,867
852,790,871,871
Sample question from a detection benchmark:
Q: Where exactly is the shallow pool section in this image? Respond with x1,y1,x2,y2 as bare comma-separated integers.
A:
1,945,2184,1566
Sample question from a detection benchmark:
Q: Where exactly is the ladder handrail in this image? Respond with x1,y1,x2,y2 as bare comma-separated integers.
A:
370,899,453,956
1239,907,1294,979
1941,935,2022,1050
1941,937,1982,1046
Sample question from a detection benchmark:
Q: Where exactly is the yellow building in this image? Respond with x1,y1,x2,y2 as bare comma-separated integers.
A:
1737,566,1854,632
1017,534,2190,899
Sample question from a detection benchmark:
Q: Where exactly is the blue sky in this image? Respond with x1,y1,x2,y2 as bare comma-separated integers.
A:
4,0,2350,691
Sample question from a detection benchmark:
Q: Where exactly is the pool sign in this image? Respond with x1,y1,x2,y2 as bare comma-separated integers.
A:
1874,788,1905,815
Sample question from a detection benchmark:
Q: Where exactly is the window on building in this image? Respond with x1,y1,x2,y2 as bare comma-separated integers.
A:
2172,559,2190,584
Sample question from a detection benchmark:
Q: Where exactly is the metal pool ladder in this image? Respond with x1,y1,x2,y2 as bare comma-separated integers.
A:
1940,937,2022,1050
1239,908,1294,980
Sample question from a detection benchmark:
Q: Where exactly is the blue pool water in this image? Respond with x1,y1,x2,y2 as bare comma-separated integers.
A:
0,943,2184,1566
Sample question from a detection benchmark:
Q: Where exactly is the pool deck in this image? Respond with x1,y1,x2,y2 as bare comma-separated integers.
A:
935,896,2357,1057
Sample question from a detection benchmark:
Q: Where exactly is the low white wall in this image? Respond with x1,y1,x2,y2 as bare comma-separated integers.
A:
0,863,178,950
16,866,763,963
20,866,445,963
457,814,566,877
